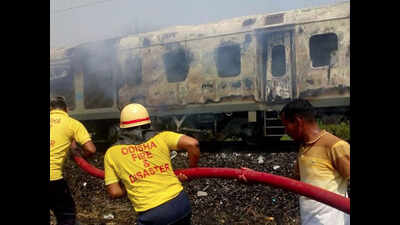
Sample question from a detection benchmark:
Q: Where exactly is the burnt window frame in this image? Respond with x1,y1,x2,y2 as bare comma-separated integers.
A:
215,43,241,78
271,45,286,77
163,47,190,83
50,66,76,111
309,33,338,68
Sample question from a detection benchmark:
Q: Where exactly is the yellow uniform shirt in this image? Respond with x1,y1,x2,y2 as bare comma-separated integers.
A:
50,110,92,181
104,131,184,212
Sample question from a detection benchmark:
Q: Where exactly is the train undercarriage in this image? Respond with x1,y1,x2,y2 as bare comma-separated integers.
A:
82,105,349,146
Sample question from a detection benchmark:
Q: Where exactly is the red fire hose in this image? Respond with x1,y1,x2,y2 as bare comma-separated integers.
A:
73,156,350,214
74,156,105,179
174,167,350,214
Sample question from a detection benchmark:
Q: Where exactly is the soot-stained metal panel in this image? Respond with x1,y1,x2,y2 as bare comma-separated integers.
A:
117,32,260,109
265,13,284,25
294,19,349,101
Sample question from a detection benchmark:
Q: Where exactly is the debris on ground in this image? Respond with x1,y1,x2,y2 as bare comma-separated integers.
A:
103,213,114,220
53,147,311,225
197,191,208,197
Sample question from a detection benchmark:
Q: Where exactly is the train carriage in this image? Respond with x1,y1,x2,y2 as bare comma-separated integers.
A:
50,1,350,143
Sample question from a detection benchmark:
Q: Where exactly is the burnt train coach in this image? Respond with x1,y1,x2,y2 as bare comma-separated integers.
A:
50,2,350,143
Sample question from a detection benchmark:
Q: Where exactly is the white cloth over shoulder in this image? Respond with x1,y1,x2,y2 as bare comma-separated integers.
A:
300,196,350,225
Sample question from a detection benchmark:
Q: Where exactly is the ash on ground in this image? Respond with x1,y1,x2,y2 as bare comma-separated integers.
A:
52,149,303,225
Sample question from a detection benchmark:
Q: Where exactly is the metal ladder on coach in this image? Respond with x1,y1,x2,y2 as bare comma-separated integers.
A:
263,111,286,138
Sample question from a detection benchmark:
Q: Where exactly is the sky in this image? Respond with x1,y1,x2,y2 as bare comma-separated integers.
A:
50,0,349,48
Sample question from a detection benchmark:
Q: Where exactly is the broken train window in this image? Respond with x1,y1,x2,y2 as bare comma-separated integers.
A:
215,43,241,77
163,48,189,83
271,45,286,77
309,33,338,67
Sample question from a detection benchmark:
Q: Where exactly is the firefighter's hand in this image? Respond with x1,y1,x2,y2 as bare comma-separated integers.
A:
177,173,189,182
70,140,81,157
70,147,82,157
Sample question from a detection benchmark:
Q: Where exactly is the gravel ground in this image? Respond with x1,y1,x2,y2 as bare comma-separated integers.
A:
51,147,304,225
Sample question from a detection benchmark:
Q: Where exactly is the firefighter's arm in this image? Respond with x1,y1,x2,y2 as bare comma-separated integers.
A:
104,153,125,198
106,181,126,199
177,135,200,168
81,140,96,157
71,140,96,158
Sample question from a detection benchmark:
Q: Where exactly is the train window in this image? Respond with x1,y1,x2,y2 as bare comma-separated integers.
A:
125,56,142,85
163,48,189,83
271,45,286,77
83,58,114,109
309,33,338,67
216,44,241,77
50,67,75,110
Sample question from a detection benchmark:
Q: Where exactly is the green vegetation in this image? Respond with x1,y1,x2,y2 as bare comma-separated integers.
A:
280,134,293,141
318,120,350,141
280,120,350,141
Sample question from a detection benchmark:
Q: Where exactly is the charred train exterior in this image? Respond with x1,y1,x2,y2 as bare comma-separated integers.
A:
50,2,350,143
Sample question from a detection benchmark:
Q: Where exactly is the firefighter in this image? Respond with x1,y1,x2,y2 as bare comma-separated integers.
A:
104,103,200,225
50,96,97,225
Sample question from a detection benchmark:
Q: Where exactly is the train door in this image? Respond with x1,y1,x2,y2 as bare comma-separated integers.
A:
264,30,295,104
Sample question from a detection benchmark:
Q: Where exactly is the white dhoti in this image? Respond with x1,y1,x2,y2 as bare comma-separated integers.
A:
300,196,350,225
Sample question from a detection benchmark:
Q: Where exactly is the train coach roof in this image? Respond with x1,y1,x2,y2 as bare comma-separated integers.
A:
50,1,349,58
118,1,349,50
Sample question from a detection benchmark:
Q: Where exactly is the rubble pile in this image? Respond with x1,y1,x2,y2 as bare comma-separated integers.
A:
52,149,302,225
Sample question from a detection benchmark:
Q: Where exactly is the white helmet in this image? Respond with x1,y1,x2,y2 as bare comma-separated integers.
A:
120,103,151,129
